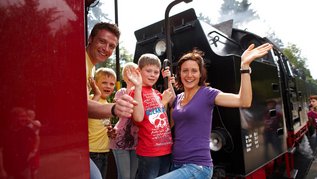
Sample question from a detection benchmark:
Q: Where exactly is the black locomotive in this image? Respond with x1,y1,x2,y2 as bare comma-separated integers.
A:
133,8,311,178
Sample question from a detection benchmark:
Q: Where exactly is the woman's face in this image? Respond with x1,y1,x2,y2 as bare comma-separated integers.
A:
180,60,200,90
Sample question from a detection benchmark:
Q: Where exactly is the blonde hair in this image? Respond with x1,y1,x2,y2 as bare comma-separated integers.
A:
137,53,161,69
94,67,117,82
122,62,138,83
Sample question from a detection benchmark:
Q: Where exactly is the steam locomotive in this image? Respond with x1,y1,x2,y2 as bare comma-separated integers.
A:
133,8,312,179
0,0,314,179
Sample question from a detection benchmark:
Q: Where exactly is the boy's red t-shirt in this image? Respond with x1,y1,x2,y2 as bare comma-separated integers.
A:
130,86,172,156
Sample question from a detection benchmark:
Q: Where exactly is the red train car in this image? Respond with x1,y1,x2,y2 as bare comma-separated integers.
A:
0,0,89,178
0,0,314,179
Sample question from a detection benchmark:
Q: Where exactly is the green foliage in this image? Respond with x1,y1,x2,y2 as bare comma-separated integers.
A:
86,2,133,124
94,45,133,118
219,0,259,27
95,46,133,80
86,1,111,35
283,44,317,93
283,44,312,79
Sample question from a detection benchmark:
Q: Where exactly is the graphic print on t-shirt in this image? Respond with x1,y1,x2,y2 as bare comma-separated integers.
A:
143,90,172,146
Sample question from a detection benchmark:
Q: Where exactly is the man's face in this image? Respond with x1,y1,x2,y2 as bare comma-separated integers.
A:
87,29,118,65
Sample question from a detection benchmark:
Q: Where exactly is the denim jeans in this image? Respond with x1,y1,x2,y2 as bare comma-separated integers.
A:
90,158,102,179
112,149,138,179
90,152,109,179
155,163,213,179
136,154,171,179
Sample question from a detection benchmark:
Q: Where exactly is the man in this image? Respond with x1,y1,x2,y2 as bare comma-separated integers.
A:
86,22,136,119
86,22,136,179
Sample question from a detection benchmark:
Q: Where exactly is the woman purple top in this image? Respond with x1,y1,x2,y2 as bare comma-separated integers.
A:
172,86,220,167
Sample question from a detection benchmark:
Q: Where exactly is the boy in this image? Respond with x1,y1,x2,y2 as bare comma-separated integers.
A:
89,67,117,179
130,53,175,179
308,95,317,133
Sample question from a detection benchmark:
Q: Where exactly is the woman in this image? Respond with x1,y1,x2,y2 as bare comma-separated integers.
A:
156,43,273,179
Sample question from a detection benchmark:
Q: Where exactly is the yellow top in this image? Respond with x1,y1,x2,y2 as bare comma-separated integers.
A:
88,97,110,152
86,52,95,93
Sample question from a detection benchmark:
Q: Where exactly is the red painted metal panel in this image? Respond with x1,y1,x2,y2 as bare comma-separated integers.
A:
0,0,89,178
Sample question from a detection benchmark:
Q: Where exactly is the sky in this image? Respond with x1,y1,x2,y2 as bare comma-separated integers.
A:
95,0,317,79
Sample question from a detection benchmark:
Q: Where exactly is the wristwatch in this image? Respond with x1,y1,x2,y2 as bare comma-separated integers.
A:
111,104,117,117
240,67,252,74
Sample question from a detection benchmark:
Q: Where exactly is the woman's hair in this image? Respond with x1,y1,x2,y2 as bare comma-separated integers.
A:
137,53,161,69
175,48,207,90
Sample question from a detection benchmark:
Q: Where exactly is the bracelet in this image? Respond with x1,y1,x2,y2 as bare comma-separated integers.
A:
111,104,117,117
240,67,252,74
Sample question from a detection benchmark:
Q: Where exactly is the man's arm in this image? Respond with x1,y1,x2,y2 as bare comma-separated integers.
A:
88,94,137,119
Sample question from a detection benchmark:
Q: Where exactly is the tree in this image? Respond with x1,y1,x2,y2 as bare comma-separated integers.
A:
218,0,259,28
283,44,317,93
86,1,111,35
197,13,213,26
283,44,311,79
95,46,133,80
86,1,134,86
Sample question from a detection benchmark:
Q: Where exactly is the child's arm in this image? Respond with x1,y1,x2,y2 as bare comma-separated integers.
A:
89,77,101,101
127,68,144,122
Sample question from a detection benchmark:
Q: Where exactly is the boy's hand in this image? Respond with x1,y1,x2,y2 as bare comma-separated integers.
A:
89,77,101,98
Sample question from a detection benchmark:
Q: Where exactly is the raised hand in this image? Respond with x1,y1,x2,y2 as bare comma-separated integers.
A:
126,67,142,88
89,77,101,100
241,43,273,66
